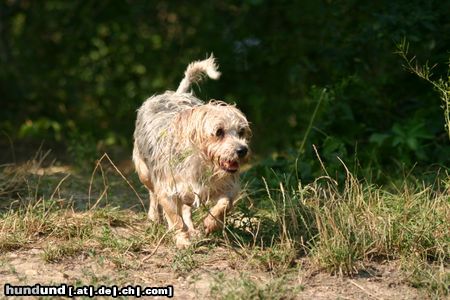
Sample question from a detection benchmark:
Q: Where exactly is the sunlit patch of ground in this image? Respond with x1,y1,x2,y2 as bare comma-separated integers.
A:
0,153,448,299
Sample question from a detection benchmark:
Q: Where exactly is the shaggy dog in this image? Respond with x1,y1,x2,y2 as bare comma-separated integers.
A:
133,56,251,248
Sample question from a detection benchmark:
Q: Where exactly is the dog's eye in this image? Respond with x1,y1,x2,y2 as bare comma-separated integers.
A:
215,128,224,138
238,128,246,138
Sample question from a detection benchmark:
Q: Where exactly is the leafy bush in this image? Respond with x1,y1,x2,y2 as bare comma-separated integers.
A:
1,0,449,177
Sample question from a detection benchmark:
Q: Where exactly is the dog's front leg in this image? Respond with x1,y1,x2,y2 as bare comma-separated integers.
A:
159,195,191,248
148,192,163,223
182,204,200,238
203,197,233,235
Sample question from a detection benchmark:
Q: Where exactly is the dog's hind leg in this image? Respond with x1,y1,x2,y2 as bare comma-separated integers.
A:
133,147,163,223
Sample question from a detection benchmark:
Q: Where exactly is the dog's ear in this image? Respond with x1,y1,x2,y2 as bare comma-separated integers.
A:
175,108,206,145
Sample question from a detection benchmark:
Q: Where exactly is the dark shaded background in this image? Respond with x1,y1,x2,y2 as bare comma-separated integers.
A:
1,0,449,181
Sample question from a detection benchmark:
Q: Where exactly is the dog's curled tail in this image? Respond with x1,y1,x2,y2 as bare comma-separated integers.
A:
176,54,221,94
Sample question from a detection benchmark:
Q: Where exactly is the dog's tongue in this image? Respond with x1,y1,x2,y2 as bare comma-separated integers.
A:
228,161,239,170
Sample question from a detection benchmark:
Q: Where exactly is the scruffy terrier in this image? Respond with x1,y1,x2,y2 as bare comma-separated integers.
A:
133,56,251,248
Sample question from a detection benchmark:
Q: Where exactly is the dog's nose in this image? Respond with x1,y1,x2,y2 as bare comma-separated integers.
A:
236,146,248,158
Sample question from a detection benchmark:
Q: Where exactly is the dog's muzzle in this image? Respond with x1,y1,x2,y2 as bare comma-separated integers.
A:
220,160,239,173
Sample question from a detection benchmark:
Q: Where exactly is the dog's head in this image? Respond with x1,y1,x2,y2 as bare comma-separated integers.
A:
177,101,251,174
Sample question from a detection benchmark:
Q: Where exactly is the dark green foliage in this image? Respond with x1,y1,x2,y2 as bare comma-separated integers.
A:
1,0,449,178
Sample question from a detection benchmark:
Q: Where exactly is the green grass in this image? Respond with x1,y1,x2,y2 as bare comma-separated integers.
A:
0,192,169,267
223,166,449,297
171,247,198,274
0,158,449,298
402,255,449,298
209,273,302,300
42,239,84,262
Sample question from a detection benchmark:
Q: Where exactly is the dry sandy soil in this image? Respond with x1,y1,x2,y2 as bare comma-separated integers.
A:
1,245,427,299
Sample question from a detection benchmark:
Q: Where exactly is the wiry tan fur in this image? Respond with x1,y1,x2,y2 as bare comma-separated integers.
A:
133,55,251,248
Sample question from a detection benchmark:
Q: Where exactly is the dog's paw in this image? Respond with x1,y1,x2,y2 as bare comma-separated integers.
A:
203,215,222,235
188,228,201,238
175,231,191,249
